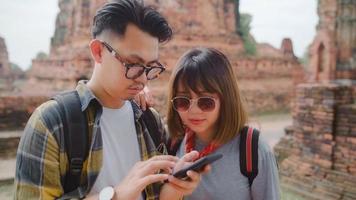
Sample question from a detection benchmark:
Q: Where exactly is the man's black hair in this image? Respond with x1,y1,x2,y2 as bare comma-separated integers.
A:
92,0,172,43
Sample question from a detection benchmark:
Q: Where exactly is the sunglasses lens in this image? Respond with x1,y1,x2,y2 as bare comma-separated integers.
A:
126,64,145,79
173,97,190,111
197,97,215,111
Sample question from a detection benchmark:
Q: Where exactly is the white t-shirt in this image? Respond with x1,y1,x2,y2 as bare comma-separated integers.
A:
90,101,143,200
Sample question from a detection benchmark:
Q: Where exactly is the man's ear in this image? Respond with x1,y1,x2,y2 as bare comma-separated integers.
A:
89,39,103,63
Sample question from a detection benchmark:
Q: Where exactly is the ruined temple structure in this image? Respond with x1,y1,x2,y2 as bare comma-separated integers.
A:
23,0,239,94
0,0,305,187
0,36,13,92
19,0,304,115
274,1,356,199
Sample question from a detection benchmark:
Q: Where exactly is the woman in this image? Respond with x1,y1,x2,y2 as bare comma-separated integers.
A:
166,47,280,200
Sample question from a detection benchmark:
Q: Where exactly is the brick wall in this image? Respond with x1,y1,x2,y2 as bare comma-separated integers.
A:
274,82,356,199
0,95,48,131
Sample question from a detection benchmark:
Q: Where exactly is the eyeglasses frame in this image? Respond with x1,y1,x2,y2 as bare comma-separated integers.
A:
100,41,165,80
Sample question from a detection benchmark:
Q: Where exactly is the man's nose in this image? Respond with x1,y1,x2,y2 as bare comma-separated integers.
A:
134,70,148,84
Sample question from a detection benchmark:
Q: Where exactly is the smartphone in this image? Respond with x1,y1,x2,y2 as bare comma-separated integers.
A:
173,153,223,179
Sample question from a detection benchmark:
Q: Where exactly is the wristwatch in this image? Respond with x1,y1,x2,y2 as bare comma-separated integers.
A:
99,186,115,200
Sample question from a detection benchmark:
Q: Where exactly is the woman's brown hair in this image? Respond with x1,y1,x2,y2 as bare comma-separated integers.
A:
167,47,248,145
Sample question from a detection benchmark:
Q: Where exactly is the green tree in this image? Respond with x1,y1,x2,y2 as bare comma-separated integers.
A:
226,0,256,55
239,13,256,55
35,51,48,60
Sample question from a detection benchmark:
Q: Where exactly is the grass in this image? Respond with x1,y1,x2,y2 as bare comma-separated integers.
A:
250,108,291,118
0,180,14,200
281,187,307,200
250,109,292,123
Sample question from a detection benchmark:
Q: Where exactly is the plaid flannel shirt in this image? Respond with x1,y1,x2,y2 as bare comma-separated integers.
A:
14,81,167,200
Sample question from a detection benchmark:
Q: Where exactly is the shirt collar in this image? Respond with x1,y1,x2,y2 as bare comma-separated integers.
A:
76,80,144,120
75,80,100,111
130,100,144,121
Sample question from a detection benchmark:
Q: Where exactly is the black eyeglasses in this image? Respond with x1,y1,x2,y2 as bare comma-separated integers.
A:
171,96,217,112
101,41,165,80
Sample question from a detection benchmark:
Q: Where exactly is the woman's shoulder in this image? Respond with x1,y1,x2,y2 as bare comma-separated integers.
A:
239,126,275,158
257,135,273,153
255,133,277,164
241,127,273,153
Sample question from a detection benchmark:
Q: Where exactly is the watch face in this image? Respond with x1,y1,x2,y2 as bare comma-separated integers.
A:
99,187,115,200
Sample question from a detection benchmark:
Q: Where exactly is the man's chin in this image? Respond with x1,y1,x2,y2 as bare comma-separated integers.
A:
126,96,135,100
124,93,139,101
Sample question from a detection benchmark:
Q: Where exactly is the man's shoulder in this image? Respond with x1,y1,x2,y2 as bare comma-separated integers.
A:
19,100,63,149
29,100,63,132
28,99,56,118
34,99,60,117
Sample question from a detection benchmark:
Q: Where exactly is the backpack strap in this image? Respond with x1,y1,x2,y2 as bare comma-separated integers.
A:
52,90,89,196
167,137,183,155
141,108,163,147
239,126,259,187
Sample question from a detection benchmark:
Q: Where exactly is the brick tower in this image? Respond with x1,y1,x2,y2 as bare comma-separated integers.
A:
275,1,356,199
310,0,356,82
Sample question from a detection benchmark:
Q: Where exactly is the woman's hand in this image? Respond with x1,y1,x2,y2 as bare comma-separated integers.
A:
134,86,155,111
160,151,211,200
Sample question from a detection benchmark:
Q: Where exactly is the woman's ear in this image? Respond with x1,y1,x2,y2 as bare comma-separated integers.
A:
89,39,103,64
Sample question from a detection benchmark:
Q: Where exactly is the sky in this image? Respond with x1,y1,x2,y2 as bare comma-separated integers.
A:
0,0,318,70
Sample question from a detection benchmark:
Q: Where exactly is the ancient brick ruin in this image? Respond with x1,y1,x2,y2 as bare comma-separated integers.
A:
0,0,304,160
22,0,302,115
274,0,356,199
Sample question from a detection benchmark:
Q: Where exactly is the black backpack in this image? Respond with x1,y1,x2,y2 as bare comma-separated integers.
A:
52,90,164,199
53,90,259,198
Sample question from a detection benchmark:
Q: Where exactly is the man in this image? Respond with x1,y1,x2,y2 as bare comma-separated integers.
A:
14,1,203,199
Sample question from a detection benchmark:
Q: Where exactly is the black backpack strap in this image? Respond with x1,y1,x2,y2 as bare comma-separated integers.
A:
239,126,259,187
141,108,162,147
167,138,183,155
52,90,89,197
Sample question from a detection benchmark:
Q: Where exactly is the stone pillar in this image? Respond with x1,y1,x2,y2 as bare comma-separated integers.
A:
0,37,10,78
0,36,13,91
280,38,296,59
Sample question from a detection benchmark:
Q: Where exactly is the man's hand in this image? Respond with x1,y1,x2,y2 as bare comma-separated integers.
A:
160,151,211,200
113,155,178,200
134,86,155,111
